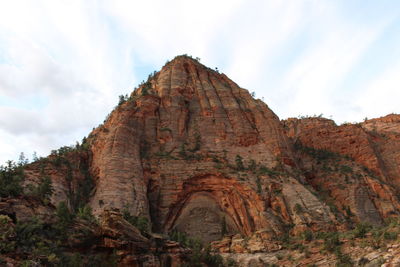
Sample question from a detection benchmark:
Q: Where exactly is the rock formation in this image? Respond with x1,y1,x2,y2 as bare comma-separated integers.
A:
2,55,400,266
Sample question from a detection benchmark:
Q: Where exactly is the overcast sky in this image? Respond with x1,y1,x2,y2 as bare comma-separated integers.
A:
1,0,400,164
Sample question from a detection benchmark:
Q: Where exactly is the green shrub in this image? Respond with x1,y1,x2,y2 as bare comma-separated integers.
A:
335,249,353,267
56,201,74,227
77,205,97,224
27,176,53,203
294,203,304,214
118,94,129,105
248,159,257,172
353,222,372,238
122,209,150,235
15,217,52,255
235,155,245,171
256,177,262,194
258,165,279,176
323,232,341,252
383,231,397,240
0,215,16,253
302,229,314,241
202,246,224,267
160,127,172,132
339,165,353,174
225,258,237,266
0,160,24,197
221,217,227,236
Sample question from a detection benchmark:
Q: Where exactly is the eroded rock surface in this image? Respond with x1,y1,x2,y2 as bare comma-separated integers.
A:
4,55,400,266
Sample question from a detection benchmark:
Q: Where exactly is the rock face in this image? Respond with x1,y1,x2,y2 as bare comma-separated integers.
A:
283,116,400,223
6,55,400,266
86,56,299,242
24,56,400,240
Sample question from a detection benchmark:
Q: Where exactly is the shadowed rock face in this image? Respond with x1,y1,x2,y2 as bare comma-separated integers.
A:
21,56,400,247
172,192,238,243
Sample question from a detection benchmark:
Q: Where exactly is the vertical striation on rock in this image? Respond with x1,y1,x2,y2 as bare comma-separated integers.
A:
10,55,400,266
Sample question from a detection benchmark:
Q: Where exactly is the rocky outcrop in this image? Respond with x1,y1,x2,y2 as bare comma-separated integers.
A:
5,55,400,266
284,116,400,224
20,56,400,240
83,56,308,242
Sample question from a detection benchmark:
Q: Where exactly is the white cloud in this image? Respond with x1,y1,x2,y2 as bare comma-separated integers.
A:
0,0,399,164
278,18,392,122
356,62,400,119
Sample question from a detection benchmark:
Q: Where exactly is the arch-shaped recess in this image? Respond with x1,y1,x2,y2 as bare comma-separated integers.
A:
164,174,269,242
173,192,239,243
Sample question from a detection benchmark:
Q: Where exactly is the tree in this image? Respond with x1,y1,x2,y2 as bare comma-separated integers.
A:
235,155,245,171
36,177,53,203
18,152,29,166
56,201,73,226
118,94,126,105
32,151,39,162
0,215,16,253
0,161,24,197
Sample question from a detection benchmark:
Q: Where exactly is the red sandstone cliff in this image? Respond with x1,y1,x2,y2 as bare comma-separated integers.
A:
3,55,400,266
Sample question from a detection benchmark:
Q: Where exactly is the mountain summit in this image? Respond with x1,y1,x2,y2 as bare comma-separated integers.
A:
3,55,400,266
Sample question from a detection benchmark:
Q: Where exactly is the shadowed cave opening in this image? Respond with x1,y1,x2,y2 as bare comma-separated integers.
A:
172,192,239,244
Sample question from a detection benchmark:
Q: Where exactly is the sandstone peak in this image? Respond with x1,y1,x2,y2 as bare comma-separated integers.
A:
3,56,400,266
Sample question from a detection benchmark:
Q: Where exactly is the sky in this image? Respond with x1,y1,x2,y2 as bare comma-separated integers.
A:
1,0,400,164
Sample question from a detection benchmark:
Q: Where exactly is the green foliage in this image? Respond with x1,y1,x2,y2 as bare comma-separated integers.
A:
225,257,237,266
122,209,150,235
77,205,97,224
80,136,90,150
118,94,129,105
59,253,83,267
256,176,262,194
335,249,353,267
294,203,304,214
56,201,74,227
323,232,341,252
85,252,118,267
160,127,172,132
140,79,152,96
170,230,223,267
69,162,95,212
0,160,24,197
344,206,353,218
235,155,245,171
339,165,353,174
51,146,76,157
0,215,16,253
258,165,280,177
169,230,202,249
276,232,291,247
2,203,113,266
302,229,314,242
27,176,53,203
294,141,340,161
201,246,224,267
248,159,257,172
178,143,202,161
15,217,58,258
383,231,397,240
221,217,227,236
353,222,372,238
18,152,29,166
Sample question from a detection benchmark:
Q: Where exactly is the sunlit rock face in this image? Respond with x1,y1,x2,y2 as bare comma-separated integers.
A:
84,56,296,240
22,56,400,251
